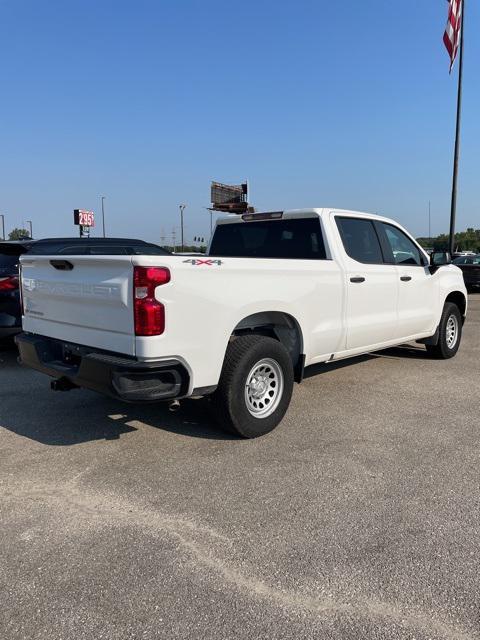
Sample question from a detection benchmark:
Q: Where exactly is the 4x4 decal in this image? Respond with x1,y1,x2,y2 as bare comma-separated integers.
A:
182,259,223,266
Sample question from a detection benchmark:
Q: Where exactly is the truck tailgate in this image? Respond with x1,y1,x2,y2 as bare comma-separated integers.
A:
21,255,135,355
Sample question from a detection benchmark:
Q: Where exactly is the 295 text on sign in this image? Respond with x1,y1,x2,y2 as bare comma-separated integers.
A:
73,209,95,227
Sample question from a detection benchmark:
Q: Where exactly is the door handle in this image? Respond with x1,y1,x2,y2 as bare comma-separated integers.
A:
400,276,412,282
350,277,365,283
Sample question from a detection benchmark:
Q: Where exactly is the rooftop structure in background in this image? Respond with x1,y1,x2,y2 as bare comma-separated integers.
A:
210,181,254,214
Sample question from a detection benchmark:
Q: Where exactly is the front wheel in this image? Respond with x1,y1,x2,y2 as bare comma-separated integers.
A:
426,302,462,359
212,335,294,438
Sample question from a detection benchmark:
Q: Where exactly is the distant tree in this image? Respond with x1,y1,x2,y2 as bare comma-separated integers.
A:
417,229,480,253
8,228,31,240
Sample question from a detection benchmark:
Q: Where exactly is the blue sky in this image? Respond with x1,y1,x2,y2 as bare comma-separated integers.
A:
0,0,478,243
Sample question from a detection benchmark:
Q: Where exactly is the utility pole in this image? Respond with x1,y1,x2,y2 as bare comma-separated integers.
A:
179,204,186,251
101,196,106,237
172,228,177,253
448,0,466,257
0,214,5,240
26,220,33,239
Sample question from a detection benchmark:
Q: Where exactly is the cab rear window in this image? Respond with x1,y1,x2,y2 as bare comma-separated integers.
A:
209,218,327,260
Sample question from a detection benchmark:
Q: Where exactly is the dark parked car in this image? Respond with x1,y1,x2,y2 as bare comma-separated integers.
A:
0,237,169,340
0,240,35,338
452,254,480,290
26,237,170,256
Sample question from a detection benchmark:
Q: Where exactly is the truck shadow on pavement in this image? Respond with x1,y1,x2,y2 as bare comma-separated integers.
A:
107,399,239,441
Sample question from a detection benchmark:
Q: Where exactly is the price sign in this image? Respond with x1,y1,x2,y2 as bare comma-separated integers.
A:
74,209,95,227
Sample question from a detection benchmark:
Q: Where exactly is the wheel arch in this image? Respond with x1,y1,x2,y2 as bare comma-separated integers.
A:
231,311,305,382
445,290,467,320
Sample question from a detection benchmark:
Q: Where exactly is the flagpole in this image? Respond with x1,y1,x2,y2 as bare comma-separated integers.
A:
448,0,465,257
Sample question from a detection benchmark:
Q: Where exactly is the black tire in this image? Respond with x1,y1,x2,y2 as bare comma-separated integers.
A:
212,335,294,438
426,302,462,359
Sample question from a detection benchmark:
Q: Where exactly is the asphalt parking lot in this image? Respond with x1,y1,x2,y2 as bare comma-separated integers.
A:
1,294,480,640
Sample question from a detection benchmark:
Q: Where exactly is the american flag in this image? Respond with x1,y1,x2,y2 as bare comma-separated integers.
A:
443,0,463,72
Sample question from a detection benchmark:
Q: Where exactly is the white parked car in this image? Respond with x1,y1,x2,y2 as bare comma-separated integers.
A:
16,209,467,438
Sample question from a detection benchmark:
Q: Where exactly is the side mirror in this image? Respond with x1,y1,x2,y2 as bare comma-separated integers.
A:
431,251,451,266
430,251,451,272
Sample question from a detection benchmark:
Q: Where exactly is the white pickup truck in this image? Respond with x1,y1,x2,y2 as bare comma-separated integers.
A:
16,209,467,438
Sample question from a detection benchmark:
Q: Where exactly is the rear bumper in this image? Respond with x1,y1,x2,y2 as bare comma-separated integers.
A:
15,333,190,403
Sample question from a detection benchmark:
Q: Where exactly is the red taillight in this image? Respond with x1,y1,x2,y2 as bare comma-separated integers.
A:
0,276,19,291
133,267,170,336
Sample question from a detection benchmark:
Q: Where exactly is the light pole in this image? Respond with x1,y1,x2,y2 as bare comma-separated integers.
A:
179,204,186,251
0,214,5,240
26,220,33,239
204,207,216,241
101,196,106,237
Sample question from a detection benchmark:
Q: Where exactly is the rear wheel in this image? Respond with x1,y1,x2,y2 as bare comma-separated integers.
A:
426,302,462,359
212,335,294,438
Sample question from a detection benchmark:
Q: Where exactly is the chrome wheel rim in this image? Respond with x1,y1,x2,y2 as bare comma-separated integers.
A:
446,314,459,349
245,358,284,419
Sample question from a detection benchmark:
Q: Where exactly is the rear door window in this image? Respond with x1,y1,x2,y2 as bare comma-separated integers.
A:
209,218,327,259
335,217,384,264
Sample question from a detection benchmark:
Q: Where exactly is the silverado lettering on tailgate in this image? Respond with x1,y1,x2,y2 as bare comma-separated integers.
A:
23,278,122,299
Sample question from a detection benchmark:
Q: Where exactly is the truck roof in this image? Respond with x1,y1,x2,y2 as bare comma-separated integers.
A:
216,208,399,226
